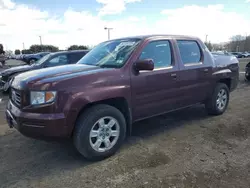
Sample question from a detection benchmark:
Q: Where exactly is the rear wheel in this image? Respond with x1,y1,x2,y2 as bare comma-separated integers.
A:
73,104,126,161
205,83,229,115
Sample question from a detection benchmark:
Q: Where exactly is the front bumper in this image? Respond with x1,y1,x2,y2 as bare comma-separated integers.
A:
5,100,70,140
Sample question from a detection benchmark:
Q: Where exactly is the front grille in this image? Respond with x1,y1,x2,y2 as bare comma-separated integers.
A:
11,89,21,107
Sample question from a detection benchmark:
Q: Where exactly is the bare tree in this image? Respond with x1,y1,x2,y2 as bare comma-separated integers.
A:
227,35,250,52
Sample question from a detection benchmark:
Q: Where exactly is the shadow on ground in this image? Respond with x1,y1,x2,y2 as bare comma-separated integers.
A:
0,104,210,187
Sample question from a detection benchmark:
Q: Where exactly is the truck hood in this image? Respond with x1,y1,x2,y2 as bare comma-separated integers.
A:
0,65,32,76
212,54,239,67
12,64,104,89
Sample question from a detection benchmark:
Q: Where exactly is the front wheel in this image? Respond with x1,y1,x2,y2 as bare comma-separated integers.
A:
73,104,126,161
205,83,230,115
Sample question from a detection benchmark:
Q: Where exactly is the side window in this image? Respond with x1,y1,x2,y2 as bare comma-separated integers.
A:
177,40,201,65
139,40,172,69
69,52,86,64
46,54,69,67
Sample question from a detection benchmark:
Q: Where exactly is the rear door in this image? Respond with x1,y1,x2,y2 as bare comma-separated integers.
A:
131,39,181,120
176,40,212,106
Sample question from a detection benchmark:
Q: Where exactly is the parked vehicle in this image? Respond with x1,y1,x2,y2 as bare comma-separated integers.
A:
230,52,243,58
6,35,239,161
242,52,250,58
212,51,233,56
0,50,89,92
246,62,250,81
22,52,51,64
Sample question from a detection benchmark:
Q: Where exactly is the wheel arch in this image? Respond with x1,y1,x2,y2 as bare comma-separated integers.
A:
218,78,231,90
70,97,132,137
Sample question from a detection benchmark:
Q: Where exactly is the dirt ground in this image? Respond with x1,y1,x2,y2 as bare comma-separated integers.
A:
0,60,250,188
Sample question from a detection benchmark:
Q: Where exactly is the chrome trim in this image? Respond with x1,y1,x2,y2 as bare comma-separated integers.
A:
154,66,173,71
22,123,45,128
6,110,18,127
140,66,173,73
184,62,203,67
11,89,21,107
212,69,232,75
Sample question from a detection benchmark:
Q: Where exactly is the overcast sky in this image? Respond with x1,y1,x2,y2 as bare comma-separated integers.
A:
0,0,250,51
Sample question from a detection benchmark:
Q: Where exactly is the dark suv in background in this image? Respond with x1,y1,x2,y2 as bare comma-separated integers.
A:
22,52,51,64
0,50,89,92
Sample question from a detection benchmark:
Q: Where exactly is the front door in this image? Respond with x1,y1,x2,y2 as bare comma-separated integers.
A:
131,39,181,121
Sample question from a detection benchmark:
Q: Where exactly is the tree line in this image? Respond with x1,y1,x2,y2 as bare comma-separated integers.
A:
14,44,89,55
225,35,250,52
204,34,250,52
5,34,250,55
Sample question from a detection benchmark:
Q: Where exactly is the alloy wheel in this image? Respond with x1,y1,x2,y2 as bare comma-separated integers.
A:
89,116,120,153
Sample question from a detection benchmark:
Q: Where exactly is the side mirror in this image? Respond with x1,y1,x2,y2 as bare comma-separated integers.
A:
134,59,154,71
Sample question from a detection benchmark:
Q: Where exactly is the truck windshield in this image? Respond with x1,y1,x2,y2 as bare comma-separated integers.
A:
77,38,141,68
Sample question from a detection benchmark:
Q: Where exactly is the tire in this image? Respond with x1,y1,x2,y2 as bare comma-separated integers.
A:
205,83,229,115
73,104,126,161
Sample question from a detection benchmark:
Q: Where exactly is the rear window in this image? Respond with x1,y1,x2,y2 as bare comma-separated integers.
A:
177,40,201,64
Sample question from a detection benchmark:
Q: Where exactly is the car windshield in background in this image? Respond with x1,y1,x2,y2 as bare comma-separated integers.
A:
77,38,141,68
33,54,51,66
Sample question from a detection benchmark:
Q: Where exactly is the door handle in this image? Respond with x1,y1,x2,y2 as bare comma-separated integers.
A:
203,68,209,73
171,73,177,79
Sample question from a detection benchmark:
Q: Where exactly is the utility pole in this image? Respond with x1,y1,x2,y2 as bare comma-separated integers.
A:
104,27,113,40
205,34,208,43
39,36,42,45
244,33,247,52
22,42,25,50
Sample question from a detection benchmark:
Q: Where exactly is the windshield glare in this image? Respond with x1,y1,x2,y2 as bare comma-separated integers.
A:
33,54,51,65
77,38,141,68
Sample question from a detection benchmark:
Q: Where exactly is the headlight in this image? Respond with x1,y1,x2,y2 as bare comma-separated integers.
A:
30,91,57,105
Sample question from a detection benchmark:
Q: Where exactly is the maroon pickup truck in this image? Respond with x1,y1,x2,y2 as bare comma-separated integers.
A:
6,35,239,161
